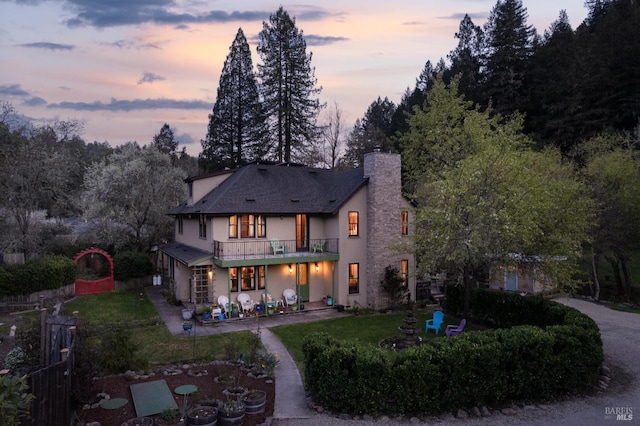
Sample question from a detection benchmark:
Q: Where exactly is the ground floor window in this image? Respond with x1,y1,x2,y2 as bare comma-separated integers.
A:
229,265,265,292
348,263,359,294
400,259,408,287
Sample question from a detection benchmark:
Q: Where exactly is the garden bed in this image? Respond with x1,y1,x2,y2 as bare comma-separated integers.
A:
78,363,274,426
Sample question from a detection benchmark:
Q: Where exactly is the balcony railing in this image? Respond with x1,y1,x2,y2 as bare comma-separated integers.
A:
213,238,338,261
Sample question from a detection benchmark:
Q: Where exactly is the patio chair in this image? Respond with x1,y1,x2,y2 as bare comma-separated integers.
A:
237,293,254,312
217,295,230,317
270,238,285,254
282,288,297,306
312,238,326,253
425,310,444,334
445,318,466,337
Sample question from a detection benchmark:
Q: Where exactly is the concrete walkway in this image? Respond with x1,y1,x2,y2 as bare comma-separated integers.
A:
145,285,339,422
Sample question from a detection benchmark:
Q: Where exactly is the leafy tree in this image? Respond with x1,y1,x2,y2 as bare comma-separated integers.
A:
201,28,268,172
257,6,323,163
0,115,76,257
482,0,536,114
403,80,594,317
578,130,640,301
82,144,186,252
317,101,346,169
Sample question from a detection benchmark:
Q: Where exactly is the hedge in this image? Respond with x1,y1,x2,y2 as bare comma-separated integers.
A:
302,289,603,415
113,251,153,281
0,255,76,296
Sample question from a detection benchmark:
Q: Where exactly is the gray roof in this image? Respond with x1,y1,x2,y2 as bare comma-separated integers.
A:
159,241,212,266
169,163,367,216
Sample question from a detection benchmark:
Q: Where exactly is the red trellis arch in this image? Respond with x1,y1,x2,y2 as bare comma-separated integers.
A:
73,247,115,295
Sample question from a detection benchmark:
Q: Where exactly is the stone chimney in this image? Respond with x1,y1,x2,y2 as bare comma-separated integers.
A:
363,151,404,309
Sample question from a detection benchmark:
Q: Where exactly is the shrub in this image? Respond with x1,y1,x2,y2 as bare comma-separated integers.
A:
303,289,603,416
95,324,149,374
0,255,75,296
0,374,34,426
114,251,153,281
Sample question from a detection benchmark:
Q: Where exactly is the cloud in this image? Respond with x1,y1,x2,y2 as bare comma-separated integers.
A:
304,34,349,46
443,12,488,22
0,84,30,97
63,0,271,28
23,96,47,107
137,72,165,85
48,97,211,112
109,39,161,50
19,42,74,51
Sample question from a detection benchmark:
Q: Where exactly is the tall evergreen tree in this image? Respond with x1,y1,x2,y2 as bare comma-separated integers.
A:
482,0,536,114
447,14,485,105
524,10,580,150
257,6,323,164
201,28,267,172
341,97,396,168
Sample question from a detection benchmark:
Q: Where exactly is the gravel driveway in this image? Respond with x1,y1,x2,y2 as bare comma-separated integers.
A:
273,297,640,426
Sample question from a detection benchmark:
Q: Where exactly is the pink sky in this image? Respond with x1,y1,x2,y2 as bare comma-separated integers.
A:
0,1,588,155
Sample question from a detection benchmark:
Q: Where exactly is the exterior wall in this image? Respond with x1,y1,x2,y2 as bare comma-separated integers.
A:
190,172,232,205
335,187,368,308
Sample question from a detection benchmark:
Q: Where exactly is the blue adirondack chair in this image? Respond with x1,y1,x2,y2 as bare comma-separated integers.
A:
425,310,444,334
445,318,467,337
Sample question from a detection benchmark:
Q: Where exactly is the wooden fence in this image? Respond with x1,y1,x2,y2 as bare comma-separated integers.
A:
19,309,77,426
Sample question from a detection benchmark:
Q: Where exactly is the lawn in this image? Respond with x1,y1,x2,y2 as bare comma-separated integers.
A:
63,289,256,365
269,308,459,370
62,290,459,368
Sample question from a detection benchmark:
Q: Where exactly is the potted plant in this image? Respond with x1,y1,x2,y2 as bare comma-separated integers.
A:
202,304,213,320
230,303,239,317
218,399,245,426
154,407,185,426
186,405,218,426
243,389,267,414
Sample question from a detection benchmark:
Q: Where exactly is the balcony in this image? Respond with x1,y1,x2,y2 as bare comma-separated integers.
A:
212,238,339,267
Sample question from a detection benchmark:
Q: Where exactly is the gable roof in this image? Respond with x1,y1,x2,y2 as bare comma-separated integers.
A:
169,163,367,216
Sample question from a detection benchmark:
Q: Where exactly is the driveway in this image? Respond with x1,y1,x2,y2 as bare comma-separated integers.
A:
273,297,640,425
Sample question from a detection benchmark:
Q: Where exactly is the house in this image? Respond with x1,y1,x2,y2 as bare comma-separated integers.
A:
488,255,557,294
158,151,415,312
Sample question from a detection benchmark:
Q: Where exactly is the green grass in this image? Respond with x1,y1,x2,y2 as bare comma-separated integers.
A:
270,308,459,369
64,289,257,365
58,290,461,369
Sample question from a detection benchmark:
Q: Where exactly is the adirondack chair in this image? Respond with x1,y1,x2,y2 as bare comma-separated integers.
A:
237,293,254,312
218,295,230,317
282,288,297,306
270,238,285,254
425,310,444,334
445,318,466,337
312,238,326,253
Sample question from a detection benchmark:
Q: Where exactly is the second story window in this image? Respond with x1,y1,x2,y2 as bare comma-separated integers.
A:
241,214,255,237
199,214,207,239
401,211,409,235
177,216,183,235
348,211,359,236
257,215,266,238
229,215,266,238
229,215,238,238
